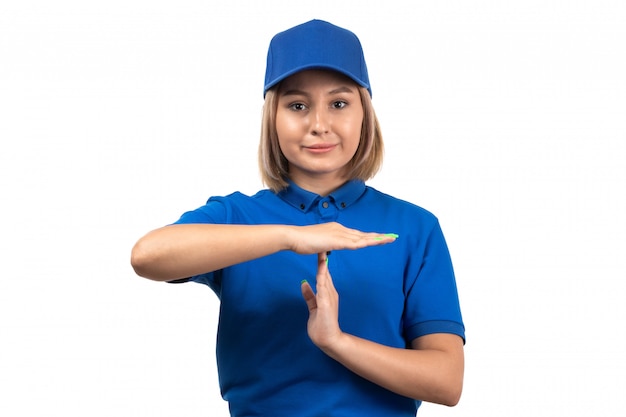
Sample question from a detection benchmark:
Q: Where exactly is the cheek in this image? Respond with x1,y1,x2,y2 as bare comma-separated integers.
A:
275,115,296,155
276,111,301,138
340,116,364,143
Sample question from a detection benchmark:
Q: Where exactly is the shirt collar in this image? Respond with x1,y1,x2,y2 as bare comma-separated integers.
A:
277,180,366,212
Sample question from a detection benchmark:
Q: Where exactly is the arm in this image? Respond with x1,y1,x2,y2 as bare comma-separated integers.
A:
322,332,464,406
131,222,398,281
131,224,289,281
301,253,464,406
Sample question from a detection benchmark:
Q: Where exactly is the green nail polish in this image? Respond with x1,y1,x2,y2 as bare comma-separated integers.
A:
301,279,308,284
375,233,399,240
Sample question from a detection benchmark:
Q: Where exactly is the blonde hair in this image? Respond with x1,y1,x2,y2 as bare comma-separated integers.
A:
258,85,384,192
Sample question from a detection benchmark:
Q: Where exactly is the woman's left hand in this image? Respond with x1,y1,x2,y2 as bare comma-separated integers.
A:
300,253,464,405
301,252,343,350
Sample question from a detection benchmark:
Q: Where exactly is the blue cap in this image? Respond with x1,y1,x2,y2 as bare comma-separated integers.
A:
263,19,371,97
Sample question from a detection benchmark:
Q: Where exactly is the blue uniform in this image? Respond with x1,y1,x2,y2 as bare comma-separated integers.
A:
173,180,465,416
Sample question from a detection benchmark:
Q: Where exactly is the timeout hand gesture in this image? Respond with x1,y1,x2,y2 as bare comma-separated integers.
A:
299,224,396,350
297,224,398,350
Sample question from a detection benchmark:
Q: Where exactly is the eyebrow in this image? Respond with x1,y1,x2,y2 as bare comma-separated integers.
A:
280,85,356,97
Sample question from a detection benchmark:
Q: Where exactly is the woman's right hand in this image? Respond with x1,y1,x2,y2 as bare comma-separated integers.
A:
285,222,398,255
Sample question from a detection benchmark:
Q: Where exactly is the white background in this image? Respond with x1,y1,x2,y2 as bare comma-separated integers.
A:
1,1,624,416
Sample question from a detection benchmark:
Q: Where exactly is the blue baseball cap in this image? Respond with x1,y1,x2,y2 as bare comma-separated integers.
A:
263,19,371,97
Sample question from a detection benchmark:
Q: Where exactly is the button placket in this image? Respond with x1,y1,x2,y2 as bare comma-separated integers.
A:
318,198,338,221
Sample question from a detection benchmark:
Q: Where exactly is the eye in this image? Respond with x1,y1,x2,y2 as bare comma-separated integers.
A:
288,102,307,111
331,100,348,109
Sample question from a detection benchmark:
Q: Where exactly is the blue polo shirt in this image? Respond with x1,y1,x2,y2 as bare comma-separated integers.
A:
173,180,464,416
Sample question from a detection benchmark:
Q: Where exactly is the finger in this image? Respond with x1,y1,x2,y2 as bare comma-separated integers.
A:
355,232,399,248
316,252,330,289
335,230,399,250
318,251,328,270
300,280,317,312
316,251,338,297
367,232,399,242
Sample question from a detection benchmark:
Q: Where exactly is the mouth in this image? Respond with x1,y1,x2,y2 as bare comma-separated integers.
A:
305,144,337,154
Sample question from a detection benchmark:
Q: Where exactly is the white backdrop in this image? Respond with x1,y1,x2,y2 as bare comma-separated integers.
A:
1,1,624,416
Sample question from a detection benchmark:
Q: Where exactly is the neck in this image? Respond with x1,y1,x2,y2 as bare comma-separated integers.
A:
290,175,348,196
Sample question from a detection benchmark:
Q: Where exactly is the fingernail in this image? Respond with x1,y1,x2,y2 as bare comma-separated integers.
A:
374,233,399,240
301,279,308,284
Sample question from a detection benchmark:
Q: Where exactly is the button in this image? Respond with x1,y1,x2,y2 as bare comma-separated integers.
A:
340,202,346,208
300,203,305,210
322,201,329,209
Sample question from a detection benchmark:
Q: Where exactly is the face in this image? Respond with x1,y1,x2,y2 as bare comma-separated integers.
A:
275,69,364,194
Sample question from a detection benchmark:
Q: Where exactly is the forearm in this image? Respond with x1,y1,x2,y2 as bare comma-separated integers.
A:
131,224,290,281
321,333,464,406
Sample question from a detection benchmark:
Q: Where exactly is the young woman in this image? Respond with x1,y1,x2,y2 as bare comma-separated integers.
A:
131,19,465,416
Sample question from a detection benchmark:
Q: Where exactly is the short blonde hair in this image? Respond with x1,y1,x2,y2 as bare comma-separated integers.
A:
258,85,384,192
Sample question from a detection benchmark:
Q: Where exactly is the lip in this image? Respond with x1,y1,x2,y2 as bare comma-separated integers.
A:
304,144,337,154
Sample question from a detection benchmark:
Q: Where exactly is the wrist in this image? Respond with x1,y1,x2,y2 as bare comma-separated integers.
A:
318,331,350,359
277,225,297,252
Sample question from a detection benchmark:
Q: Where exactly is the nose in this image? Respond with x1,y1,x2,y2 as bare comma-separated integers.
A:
311,107,330,136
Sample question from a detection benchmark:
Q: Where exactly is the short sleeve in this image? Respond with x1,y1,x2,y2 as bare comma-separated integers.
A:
174,196,231,225
403,221,465,343
166,197,232,293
